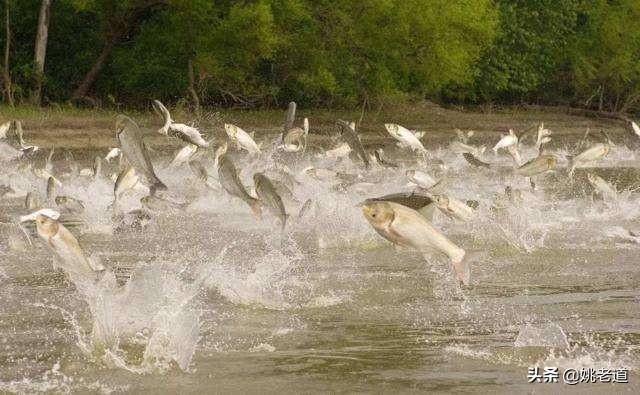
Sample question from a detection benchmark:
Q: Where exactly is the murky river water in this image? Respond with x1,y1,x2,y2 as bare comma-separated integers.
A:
1,126,639,393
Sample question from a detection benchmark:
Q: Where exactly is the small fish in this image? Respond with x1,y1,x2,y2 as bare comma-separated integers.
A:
188,160,219,191
337,120,369,167
450,141,485,157
303,166,338,181
373,149,398,168
587,173,617,201
46,176,56,202
253,173,288,231
21,209,105,279
225,124,261,155
536,123,552,151
282,101,297,142
631,121,640,138
91,156,102,179
361,201,473,285
568,143,609,177
25,192,42,210
432,194,477,222
140,194,188,213
14,121,39,153
0,121,11,139
114,165,145,202
505,144,522,166
281,118,309,152
462,152,490,168
217,154,261,218
170,144,198,167
105,147,121,162
152,100,209,147
493,129,518,152
115,115,166,192
55,196,85,213
406,170,440,190
514,155,557,177
384,123,427,153
324,142,352,159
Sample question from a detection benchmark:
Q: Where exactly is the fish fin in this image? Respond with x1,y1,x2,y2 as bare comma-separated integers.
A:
417,203,436,222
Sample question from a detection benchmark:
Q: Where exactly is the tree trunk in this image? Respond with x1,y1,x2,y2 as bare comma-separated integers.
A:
70,39,115,102
31,0,51,105
2,0,13,106
187,57,200,111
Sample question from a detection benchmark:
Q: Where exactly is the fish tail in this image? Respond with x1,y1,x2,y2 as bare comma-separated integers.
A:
451,251,483,286
249,198,262,219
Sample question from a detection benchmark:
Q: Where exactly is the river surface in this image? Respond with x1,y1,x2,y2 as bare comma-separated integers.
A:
0,124,639,394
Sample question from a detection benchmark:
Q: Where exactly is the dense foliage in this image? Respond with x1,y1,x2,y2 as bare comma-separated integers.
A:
0,0,638,113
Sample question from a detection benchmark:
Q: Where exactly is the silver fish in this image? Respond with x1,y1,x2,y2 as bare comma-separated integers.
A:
46,176,56,202
20,209,105,280
217,154,261,218
115,115,166,193
254,173,288,231
337,120,369,168
568,143,609,177
361,201,472,285
514,155,557,177
55,195,85,214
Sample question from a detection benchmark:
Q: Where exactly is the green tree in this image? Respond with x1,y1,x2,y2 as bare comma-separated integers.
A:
473,0,579,103
570,0,640,112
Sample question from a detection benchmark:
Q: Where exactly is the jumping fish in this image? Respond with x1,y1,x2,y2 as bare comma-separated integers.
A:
514,155,557,177
152,100,209,148
105,147,121,162
337,120,369,168
115,115,166,193
373,149,398,168
25,192,42,210
361,201,473,285
536,123,552,152
493,129,518,152
281,118,308,152
170,144,198,167
55,196,85,214
462,152,491,168
324,142,352,159
406,169,442,191
384,123,427,153
450,140,485,157
632,121,640,138
587,173,617,201
217,154,261,218
568,143,609,177
224,124,261,155
0,121,11,139
20,209,105,280
114,165,147,202
432,194,477,222
253,173,288,230
46,176,56,202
